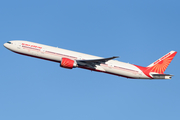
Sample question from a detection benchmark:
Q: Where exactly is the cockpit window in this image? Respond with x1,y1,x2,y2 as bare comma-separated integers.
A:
7,41,12,44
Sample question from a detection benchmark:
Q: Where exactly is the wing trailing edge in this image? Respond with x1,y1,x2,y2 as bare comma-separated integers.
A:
77,56,119,63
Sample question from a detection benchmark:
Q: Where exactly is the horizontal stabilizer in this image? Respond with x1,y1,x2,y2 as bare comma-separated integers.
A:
151,74,173,79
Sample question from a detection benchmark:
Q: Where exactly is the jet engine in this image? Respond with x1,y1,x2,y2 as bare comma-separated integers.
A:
60,58,77,69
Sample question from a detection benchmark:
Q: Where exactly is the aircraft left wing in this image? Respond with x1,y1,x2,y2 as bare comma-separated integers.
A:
76,56,119,68
77,56,119,63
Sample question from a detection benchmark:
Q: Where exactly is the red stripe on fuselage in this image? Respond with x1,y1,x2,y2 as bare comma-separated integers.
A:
11,50,60,63
78,66,135,79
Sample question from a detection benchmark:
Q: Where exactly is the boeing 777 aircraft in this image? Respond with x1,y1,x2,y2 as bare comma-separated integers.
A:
4,40,177,79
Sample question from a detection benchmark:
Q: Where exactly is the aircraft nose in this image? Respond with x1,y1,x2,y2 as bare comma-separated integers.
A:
3,43,7,48
3,42,11,50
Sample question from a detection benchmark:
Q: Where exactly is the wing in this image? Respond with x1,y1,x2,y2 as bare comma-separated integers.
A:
76,56,119,68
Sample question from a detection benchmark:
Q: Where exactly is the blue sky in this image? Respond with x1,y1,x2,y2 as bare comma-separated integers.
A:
1,0,180,120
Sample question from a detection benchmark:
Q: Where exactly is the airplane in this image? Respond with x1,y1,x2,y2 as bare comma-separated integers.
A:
4,40,177,79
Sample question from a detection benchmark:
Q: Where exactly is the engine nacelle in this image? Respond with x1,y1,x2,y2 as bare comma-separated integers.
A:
60,58,77,69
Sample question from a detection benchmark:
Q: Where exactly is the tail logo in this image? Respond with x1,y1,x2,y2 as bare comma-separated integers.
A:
148,54,175,74
153,52,171,65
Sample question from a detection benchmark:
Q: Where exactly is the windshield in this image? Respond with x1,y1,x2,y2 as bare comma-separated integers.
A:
7,41,12,44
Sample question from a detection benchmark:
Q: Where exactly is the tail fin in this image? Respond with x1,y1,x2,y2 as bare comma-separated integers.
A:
147,51,177,74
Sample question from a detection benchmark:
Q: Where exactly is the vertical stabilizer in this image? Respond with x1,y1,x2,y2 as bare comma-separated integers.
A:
147,51,177,74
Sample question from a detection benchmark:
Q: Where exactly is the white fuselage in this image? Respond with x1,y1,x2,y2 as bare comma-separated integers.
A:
4,40,150,79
